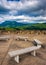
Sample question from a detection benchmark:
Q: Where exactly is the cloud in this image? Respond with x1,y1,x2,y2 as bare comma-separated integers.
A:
6,0,46,16
0,17,5,23
0,0,46,23
16,0,46,16
0,15,46,23
0,5,10,14
7,0,39,15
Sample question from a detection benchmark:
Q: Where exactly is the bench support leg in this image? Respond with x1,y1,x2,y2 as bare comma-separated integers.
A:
31,51,36,56
14,55,19,63
34,51,36,56
25,39,27,41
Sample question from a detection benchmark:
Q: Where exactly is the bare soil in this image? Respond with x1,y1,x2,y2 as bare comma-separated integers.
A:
0,31,46,65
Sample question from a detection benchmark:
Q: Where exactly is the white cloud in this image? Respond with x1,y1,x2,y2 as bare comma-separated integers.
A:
0,0,46,23
0,0,39,14
0,17,4,23
0,15,46,23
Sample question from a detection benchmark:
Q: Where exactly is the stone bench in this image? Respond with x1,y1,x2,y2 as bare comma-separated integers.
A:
0,37,10,41
15,36,28,41
34,39,42,46
8,45,41,63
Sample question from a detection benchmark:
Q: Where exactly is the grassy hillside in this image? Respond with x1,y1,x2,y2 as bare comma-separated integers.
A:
14,23,46,30
0,23,46,31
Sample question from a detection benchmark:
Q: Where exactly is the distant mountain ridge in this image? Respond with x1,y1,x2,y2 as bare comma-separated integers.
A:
0,20,46,30
0,20,31,27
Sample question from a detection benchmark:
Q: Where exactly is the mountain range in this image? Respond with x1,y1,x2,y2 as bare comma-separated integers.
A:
0,20,31,27
0,20,46,30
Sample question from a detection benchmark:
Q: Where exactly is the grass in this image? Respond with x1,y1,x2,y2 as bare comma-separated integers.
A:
0,23,46,31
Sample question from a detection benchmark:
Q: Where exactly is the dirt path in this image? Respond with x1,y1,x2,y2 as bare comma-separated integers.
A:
0,39,13,65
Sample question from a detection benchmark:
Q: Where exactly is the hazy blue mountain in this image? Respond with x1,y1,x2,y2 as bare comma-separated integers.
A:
0,20,31,27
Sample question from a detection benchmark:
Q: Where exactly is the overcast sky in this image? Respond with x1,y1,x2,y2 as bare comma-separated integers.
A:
0,0,46,23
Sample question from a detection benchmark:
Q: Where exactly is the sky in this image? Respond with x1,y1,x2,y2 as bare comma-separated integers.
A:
0,0,46,23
